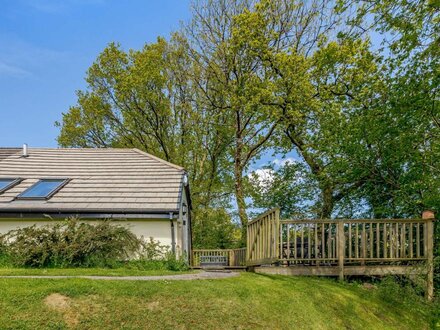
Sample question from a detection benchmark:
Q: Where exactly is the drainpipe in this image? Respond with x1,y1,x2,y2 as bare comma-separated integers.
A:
169,212,176,255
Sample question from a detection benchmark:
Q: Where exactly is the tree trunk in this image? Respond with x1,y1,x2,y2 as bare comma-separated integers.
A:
285,128,336,219
319,184,335,219
234,144,248,245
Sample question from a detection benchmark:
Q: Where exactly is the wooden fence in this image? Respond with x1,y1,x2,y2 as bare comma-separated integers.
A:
191,248,246,268
247,208,435,300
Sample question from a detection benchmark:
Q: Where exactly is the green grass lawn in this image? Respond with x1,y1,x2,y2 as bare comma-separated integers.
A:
0,272,437,330
0,267,194,277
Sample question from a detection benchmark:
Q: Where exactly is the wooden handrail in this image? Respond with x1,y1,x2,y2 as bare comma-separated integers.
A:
247,209,435,300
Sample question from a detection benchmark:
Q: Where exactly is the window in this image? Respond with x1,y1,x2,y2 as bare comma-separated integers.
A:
17,179,69,199
0,178,21,193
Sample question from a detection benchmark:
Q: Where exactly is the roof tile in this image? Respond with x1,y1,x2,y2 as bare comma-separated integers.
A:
0,148,185,213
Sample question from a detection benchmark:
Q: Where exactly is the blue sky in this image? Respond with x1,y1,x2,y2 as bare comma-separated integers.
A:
0,0,191,147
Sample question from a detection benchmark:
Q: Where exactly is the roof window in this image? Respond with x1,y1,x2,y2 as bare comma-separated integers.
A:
0,178,21,194
17,179,69,200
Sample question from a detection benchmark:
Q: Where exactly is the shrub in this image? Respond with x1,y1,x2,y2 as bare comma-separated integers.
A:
1,219,189,271
369,276,439,327
139,236,169,259
3,218,141,268
0,234,11,267
123,238,189,271
123,254,189,272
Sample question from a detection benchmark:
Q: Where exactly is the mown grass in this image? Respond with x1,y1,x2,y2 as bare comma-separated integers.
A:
0,272,437,330
0,267,195,276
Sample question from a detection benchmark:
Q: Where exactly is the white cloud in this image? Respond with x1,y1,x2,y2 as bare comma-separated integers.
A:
272,157,296,167
249,168,274,190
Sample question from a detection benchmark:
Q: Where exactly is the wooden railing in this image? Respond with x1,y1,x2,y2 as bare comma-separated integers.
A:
279,219,432,264
191,248,246,268
247,208,280,266
280,220,339,263
247,209,435,299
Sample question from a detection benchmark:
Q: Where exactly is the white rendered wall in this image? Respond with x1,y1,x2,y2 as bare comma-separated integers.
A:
0,219,174,250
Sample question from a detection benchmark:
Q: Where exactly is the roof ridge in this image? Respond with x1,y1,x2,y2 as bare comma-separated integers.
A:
132,149,185,171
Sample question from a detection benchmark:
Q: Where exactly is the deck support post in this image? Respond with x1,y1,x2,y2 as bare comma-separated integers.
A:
337,221,345,281
422,210,435,301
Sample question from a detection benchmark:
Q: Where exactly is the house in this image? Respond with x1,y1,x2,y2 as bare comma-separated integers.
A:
0,146,191,259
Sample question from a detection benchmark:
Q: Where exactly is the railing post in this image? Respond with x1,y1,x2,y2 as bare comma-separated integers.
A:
422,210,435,301
275,208,280,260
337,221,345,281
246,223,250,263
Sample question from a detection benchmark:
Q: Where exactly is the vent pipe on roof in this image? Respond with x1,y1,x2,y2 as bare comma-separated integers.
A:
22,143,28,157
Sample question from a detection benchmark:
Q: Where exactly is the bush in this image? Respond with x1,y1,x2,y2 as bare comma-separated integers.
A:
375,276,425,306
2,219,140,268
0,219,189,271
373,276,440,327
122,237,189,271
123,253,189,272
0,234,11,267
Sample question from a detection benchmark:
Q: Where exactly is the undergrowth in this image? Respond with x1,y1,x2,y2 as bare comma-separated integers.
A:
0,219,188,271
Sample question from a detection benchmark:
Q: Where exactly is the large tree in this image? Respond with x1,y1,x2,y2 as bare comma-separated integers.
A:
334,0,440,217
56,37,236,247
231,0,384,218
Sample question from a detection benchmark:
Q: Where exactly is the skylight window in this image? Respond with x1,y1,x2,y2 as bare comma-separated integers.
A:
17,179,69,199
0,178,21,194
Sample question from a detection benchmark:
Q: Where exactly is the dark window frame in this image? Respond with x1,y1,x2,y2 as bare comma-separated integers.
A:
0,178,22,194
16,178,70,200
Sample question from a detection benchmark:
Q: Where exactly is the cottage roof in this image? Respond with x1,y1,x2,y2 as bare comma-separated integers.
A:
0,148,186,215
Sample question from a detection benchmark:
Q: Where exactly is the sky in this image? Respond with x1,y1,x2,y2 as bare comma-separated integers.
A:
0,0,191,147
0,0,298,171
0,0,343,215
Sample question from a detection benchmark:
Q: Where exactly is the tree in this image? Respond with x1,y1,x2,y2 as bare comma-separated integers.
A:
334,0,440,218
57,0,439,249
184,0,284,240
192,207,240,248
227,0,385,218
56,37,234,247
248,161,320,218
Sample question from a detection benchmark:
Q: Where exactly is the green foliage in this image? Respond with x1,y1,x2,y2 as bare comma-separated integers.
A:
192,208,240,248
332,0,440,219
375,276,426,306
56,36,234,248
55,0,439,255
0,219,188,271
248,161,320,218
0,220,188,271
360,276,439,327
124,254,189,272
1,219,140,268
134,237,189,271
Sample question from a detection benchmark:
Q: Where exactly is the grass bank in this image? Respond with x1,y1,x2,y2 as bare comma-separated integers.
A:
0,272,437,329
0,267,194,277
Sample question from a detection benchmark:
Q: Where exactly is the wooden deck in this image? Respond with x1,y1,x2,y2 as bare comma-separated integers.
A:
246,209,435,300
254,265,421,276
191,209,435,300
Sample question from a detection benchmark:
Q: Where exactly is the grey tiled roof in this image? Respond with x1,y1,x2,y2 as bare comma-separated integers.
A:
0,148,185,214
